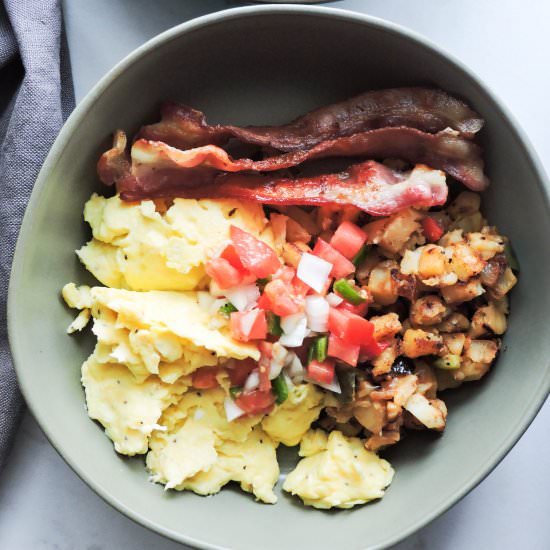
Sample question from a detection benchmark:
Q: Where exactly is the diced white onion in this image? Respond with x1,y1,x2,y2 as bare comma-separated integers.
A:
326,292,344,307
269,342,289,379
239,309,260,337
286,353,305,383
305,295,330,332
297,252,333,293
279,313,308,347
224,397,245,422
283,371,295,390
225,284,260,312
244,370,260,391
307,374,342,394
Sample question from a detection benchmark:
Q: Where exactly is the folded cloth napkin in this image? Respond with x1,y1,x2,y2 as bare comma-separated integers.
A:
0,0,74,472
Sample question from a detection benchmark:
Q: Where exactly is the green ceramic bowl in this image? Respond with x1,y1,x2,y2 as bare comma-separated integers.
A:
8,5,550,550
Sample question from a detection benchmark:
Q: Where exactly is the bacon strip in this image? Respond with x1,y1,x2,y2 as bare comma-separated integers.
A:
120,160,448,217
123,127,488,195
137,88,483,152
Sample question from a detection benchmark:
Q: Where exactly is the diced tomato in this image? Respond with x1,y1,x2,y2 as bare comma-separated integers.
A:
235,389,275,415
205,257,242,289
327,334,360,366
192,367,220,389
338,299,368,317
227,359,255,386
307,359,335,385
230,309,267,342
312,239,355,279
422,217,444,242
220,244,246,271
263,279,303,316
257,292,272,310
360,338,391,360
328,308,375,346
330,221,367,259
258,341,273,391
275,265,296,284
230,225,281,278
292,276,311,297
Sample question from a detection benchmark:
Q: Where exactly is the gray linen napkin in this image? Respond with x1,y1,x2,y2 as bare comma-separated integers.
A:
0,0,74,472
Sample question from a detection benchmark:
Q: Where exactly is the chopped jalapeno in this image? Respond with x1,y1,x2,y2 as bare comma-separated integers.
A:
272,374,289,404
504,242,520,272
219,302,238,317
267,312,283,337
352,243,369,267
229,386,242,398
434,354,461,370
257,277,271,286
333,279,366,305
314,335,328,362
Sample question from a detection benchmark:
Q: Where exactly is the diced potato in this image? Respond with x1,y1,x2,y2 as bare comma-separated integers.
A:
448,191,481,220
286,217,311,243
453,358,491,382
402,329,444,358
442,332,466,356
467,232,505,261
489,267,518,300
365,430,401,452
367,260,399,305
410,295,448,326
414,361,438,399
470,302,507,337
371,313,402,340
418,245,447,278
376,208,421,254
371,339,399,377
441,277,485,304
282,241,310,268
353,400,387,435
404,394,447,431
391,375,418,406
436,312,469,333
439,229,464,247
464,339,499,363
447,242,485,281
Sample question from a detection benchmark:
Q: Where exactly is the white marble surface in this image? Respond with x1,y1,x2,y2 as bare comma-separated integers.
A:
1,1,549,549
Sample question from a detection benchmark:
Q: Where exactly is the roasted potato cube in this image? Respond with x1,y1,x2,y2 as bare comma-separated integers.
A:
410,295,449,326
402,329,444,358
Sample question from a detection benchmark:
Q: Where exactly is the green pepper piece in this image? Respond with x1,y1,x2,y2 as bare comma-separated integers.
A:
333,279,366,305
272,374,289,404
434,354,461,370
267,312,283,337
256,277,271,286
307,344,315,365
219,302,238,317
336,366,356,403
314,335,328,362
352,244,369,267
229,386,242,398
504,242,520,272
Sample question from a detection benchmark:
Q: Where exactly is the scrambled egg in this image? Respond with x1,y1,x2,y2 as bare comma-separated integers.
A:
147,389,279,503
63,284,259,383
81,354,189,455
283,430,394,509
78,194,274,291
262,383,324,446
64,193,397,509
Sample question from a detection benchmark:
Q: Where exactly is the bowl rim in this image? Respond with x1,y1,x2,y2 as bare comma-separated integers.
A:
8,4,550,549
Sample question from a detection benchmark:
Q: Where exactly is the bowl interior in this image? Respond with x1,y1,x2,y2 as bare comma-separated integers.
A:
9,7,550,550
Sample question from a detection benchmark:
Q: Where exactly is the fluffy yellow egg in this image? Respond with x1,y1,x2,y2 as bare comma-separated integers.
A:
283,430,394,509
77,194,274,291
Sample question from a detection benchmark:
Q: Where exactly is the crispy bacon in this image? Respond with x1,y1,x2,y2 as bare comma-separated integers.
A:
137,88,483,152
125,126,488,193
120,160,448,217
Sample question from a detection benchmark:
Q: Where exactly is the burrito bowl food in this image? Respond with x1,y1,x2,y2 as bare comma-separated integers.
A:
62,87,518,509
